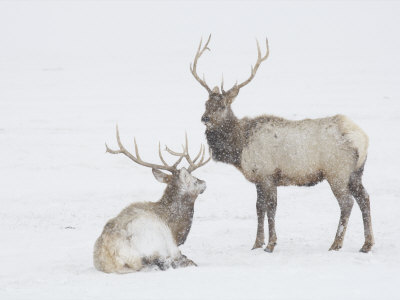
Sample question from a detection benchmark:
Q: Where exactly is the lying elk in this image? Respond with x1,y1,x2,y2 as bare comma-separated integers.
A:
190,35,373,253
93,127,210,273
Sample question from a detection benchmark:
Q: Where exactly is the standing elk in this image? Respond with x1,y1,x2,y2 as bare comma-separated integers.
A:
93,127,210,273
190,35,374,253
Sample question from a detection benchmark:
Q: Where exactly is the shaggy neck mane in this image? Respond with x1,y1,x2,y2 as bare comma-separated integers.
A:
157,184,197,246
205,115,245,168
205,113,279,169
159,184,196,214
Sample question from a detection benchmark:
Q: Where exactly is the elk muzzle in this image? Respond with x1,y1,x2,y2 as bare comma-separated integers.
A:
201,114,210,124
197,179,207,194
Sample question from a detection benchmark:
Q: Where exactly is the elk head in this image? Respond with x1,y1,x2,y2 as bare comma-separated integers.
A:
105,126,210,196
190,35,269,128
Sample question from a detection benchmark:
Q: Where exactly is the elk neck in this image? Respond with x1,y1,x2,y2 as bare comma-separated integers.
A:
205,111,285,171
156,183,197,246
205,112,245,168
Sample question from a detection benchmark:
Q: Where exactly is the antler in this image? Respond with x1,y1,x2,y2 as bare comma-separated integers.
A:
190,34,212,94
165,133,211,173
235,37,269,90
105,125,183,172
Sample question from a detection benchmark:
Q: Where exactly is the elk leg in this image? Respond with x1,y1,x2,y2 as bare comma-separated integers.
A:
329,182,354,251
252,183,267,249
349,172,374,253
172,254,197,268
142,256,171,271
264,185,278,253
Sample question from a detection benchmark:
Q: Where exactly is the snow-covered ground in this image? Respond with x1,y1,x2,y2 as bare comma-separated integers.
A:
1,1,400,299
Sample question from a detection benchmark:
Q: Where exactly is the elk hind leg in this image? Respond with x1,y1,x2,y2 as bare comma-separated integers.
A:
252,183,267,249
264,184,277,253
329,181,354,251
349,169,374,253
142,256,172,271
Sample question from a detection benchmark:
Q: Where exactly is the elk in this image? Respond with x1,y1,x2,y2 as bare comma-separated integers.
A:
190,35,374,253
93,127,210,273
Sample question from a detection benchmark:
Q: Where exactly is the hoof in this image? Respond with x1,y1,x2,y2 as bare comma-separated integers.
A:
172,255,197,268
180,257,197,268
185,260,198,267
329,243,342,251
252,240,265,250
360,242,373,253
252,244,264,250
264,243,276,253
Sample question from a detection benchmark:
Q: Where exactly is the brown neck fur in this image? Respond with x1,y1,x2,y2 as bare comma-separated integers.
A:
154,183,197,246
205,110,273,169
205,113,244,168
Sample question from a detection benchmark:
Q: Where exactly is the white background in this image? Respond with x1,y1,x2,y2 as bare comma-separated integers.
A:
1,1,399,299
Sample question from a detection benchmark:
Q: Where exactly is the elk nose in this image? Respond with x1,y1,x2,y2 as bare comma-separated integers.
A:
198,180,206,194
201,115,210,123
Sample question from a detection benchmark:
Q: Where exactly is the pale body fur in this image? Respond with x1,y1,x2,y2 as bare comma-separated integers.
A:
94,206,181,273
241,114,368,185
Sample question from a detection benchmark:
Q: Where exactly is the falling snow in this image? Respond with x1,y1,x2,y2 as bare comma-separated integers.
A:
1,1,400,300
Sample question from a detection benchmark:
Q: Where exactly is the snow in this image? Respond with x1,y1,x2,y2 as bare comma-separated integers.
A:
1,0,400,299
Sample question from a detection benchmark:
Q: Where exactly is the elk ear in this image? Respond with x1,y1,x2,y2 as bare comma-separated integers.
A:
179,167,191,183
212,86,220,93
224,85,239,105
152,169,171,184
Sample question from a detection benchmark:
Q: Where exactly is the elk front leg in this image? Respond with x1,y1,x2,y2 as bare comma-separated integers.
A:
252,183,277,252
171,254,197,269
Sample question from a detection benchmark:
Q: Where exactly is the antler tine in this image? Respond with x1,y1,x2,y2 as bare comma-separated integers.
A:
237,37,270,90
165,133,191,158
105,142,120,155
192,144,203,163
105,125,126,155
106,125,175,172
187,146,211,173
161,141,184,165
190,34,212,94
165,145,184,156
106,124,127,154
165,133,210,172
192,144,205,167
159,140,187,169
158,141,169,167
164,144,186,168
256,39,261,60
172,154,184,168
133,137,141,160
221,73,224,93
200,151,212,167
185,133,210,172
184,132,193,163
199,145,206,164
